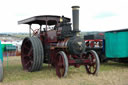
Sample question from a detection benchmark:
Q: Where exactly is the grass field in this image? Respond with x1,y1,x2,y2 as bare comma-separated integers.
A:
1,56,128,85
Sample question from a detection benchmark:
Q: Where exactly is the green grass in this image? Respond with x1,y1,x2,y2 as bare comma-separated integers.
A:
3,58,57,82
100,61,128,71
1,57,128,85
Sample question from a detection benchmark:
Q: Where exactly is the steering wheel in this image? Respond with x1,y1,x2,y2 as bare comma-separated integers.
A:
32,29,39,36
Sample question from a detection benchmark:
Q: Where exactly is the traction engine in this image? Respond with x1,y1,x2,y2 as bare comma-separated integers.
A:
18,6,100,78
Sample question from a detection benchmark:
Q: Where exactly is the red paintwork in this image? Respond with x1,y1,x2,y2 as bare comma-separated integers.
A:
68,59,90,65
85,39,103,48
85,39,102,42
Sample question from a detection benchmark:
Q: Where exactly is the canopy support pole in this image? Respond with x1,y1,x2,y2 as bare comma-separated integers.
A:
29,24,31,37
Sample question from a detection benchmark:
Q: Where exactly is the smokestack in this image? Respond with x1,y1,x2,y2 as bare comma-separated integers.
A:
72,6,80,32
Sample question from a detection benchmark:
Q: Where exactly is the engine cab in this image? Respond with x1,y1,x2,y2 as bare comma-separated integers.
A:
18,15,73,38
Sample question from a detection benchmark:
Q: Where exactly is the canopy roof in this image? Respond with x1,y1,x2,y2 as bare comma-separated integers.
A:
18,15,70,25
106,28,128,33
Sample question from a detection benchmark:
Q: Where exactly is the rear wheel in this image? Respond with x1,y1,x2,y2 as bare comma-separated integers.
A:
21,37,44,72
56,51,68,78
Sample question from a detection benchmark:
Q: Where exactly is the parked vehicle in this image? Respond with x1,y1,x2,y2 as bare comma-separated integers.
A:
84,34,106,62
105,29,128,63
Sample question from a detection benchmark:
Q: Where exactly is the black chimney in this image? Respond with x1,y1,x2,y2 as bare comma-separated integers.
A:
72,6,80,32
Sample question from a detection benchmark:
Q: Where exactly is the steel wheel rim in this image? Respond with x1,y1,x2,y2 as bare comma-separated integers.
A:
21,38,33,70
56,53,65,78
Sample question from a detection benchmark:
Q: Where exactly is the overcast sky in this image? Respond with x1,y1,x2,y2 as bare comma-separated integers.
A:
0,0,128,33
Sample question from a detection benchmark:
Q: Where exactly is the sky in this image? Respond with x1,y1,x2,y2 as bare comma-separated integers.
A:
0,0,128,33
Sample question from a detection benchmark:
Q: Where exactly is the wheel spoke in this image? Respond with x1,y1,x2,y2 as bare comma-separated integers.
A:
91,62,96,65
25,61,31,68
93,65,96,71
27,47,33,56
25,61,30,66
24,45,30,50
56,64,62,78
88,65,91,72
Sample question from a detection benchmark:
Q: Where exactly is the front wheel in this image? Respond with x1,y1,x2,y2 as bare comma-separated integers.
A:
55,51,68,78
85,50,100,75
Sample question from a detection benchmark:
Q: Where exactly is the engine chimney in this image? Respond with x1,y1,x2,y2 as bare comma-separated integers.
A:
72,6,80,32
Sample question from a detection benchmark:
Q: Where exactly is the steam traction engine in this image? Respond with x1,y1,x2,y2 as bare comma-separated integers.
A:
18,6,100,78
